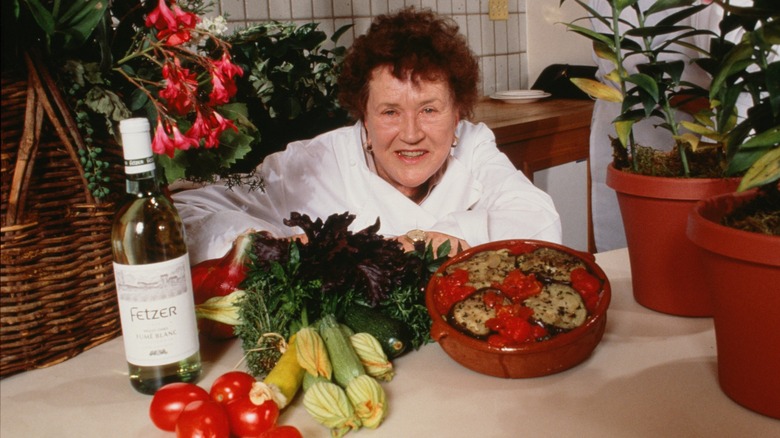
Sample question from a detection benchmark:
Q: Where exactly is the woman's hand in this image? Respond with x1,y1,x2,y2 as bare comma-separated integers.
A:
394,230,469,256
288,233,308,244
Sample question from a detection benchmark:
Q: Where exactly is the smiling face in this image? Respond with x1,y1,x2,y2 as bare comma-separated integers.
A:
363,66,460,202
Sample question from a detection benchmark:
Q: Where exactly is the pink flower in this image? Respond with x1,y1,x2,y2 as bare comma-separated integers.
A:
204,111,237,148
160,59,198,115
146,0,200,46
170,124,198,152
145,0,178,31
152,119,176,156
171,3,200,29
185,109,211,145
208,53,243,105
208,74,231,106
152,119,198,157
214,52,244,78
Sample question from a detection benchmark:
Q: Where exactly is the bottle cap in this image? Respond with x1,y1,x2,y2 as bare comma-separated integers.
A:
119,118,155,174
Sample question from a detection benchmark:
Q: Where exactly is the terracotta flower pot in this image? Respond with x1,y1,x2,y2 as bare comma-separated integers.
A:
687,190,780,419
606,164,739,316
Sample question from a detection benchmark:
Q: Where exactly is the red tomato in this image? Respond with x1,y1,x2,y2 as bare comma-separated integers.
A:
149,382,211,432
507,241,536,255
175,400,230,438
260,425,304,438
434,269,476,314
210,371,256,405
225,397,279,437
570,268,601,312
498,270,542,301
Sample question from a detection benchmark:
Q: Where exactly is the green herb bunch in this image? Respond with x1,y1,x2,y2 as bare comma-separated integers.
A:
233,213,449,376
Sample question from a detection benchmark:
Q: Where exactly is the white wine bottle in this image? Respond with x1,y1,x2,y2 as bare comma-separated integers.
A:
111,118,201,394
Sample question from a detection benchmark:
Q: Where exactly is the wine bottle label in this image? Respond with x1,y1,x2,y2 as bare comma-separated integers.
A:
113,254,200,366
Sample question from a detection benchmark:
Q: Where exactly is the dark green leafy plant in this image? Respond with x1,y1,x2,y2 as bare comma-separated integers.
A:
562,0,779,186
227,22,352,171
688,0,779,192
562,0,720,177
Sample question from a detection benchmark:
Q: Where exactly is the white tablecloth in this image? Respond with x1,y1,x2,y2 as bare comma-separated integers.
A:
2,248,778,437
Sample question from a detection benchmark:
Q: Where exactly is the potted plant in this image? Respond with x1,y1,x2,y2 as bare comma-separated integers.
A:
0,0,257,376
685,0,779,419
560,0,747,316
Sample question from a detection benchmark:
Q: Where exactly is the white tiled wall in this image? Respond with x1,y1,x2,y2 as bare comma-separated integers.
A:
208,0,529,96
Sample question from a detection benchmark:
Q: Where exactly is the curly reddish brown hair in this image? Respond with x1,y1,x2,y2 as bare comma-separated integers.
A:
338,7,480,121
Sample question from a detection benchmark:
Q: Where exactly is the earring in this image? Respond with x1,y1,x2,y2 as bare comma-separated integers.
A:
452,136,459,148
364,139,373,152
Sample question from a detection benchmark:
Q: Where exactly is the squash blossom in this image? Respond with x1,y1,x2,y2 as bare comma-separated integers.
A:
349,333,394,382
295,327,333,380
303,381,361,437
345,375,387,429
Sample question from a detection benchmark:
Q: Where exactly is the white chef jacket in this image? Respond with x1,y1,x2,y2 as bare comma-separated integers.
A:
173,120,562,264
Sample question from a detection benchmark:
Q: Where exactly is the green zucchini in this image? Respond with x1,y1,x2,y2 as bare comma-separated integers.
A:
344,305,409,359
302,371,331,392
318,314,365,388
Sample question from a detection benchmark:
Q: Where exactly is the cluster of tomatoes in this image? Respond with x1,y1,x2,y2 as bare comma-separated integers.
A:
149,371,301,438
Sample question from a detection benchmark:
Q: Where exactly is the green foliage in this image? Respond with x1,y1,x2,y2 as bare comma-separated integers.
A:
563,0,780,188
227,22,352,171
234,213,450,375
696,0,780,191
562,0,715,177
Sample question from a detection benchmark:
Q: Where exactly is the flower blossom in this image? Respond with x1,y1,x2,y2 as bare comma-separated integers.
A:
209,53,244,105
186,110,211,145
160,58,198,115
145,0,200,46
205,111,238,148
152,118,198,157
184,109,238,149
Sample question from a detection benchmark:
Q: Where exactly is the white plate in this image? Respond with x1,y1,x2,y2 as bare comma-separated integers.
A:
490,91,551,104
492,89,547,98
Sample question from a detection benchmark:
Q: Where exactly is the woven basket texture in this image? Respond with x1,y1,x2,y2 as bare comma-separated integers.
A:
1,58,124,377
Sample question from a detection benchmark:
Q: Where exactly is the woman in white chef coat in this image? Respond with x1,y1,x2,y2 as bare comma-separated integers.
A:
174,7,561,264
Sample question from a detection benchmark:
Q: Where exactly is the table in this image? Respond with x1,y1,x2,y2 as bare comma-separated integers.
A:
2,248,778,437
473,98,593,182
473,97,595,252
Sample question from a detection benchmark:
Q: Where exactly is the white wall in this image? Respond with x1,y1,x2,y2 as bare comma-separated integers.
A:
209,0,532,97
526,0,595,83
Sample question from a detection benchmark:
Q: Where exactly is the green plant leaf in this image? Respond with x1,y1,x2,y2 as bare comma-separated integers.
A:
593,40,618,65
57,0,109,49
563,22,615,48
645,0,696,15
613,0,640,13
709,42,753,98
737,147,780,192
157,153,186,184
21,0,55,35
570,77,623,102
625,73,659,102
727,127,780,176
615,120,634,148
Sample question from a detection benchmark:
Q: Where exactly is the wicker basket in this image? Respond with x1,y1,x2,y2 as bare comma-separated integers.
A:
0,54,124,377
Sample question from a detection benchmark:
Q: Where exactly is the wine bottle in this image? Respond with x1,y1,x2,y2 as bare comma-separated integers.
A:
111,118,201,395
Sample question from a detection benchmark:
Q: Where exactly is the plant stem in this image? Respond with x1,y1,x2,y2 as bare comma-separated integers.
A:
611,5,637,172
